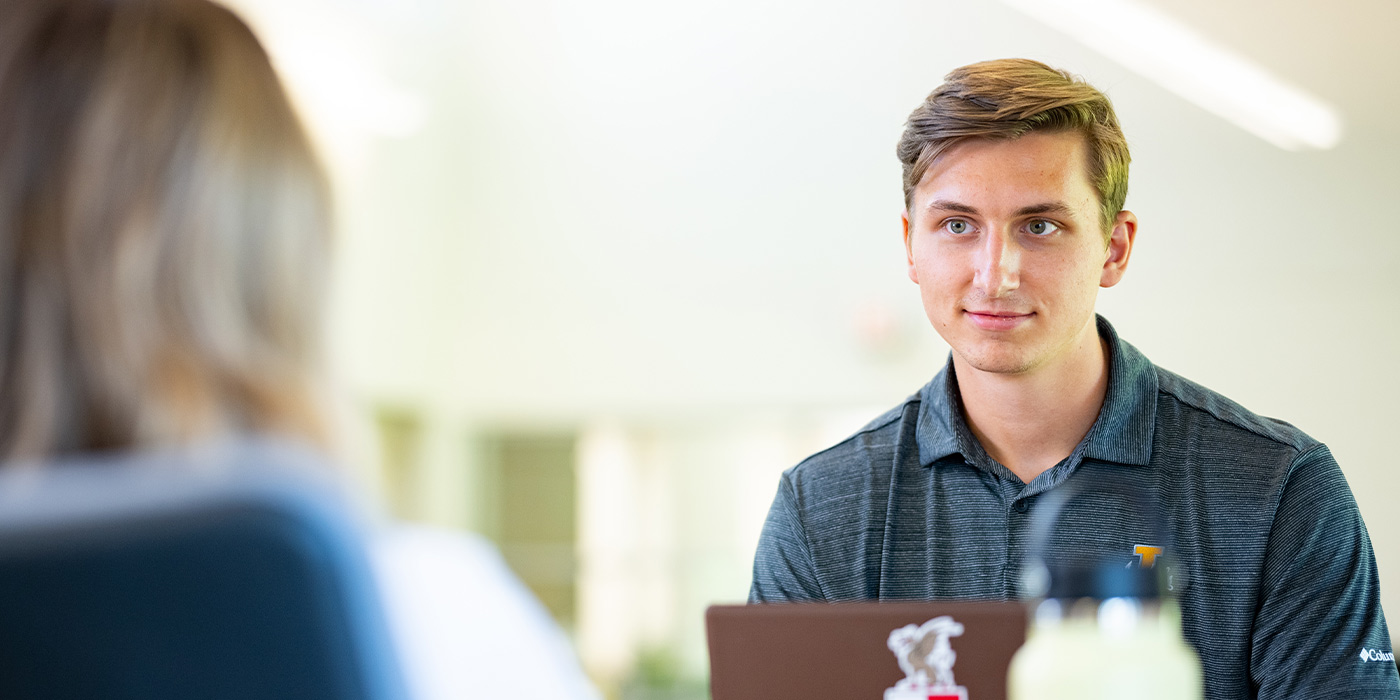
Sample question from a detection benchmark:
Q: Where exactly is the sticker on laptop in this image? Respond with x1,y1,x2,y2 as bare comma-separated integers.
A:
885,616,970,700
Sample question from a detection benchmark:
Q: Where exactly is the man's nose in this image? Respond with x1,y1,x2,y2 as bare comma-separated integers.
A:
973,230,1020,298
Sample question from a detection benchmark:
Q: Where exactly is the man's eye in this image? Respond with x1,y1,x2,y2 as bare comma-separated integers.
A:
945,220,970,234
1027,220,1060,236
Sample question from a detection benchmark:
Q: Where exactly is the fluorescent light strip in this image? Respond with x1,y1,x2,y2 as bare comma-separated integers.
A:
999,0,1343,150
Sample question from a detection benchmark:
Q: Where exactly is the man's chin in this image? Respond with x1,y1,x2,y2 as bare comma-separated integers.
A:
951,346,1038,376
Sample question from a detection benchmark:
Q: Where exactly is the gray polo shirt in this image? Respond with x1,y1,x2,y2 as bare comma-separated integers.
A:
750,316,1399,699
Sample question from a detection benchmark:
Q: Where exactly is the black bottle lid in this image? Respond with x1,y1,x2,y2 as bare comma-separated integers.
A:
1044,560,1161,600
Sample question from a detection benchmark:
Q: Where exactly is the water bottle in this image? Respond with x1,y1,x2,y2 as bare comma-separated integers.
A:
1007,483,1201,700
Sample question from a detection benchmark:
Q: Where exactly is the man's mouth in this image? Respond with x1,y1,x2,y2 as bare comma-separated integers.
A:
965,310,1033,330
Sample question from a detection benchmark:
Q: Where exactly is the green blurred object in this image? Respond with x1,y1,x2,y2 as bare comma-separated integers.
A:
480,432,578,629
620,646,709,700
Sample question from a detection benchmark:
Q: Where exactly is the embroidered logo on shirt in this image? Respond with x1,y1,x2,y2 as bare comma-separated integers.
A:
1122,544,1187,593
885,616,970,700
1128,544,1164,568
1360,647,1396,663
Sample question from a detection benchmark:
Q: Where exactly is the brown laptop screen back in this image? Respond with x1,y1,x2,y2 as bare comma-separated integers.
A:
707,601,1028,700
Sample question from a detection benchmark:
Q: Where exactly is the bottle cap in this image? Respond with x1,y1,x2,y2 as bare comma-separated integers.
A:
1044,560,1161,600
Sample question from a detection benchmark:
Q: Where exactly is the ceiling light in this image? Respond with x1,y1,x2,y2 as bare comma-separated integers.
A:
1000,0,1343,150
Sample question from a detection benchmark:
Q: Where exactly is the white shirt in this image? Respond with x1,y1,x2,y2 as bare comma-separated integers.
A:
371,525,601,700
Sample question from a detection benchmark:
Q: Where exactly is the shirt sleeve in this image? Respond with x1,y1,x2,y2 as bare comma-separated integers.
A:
1250,444,1400,698
748,472,826,602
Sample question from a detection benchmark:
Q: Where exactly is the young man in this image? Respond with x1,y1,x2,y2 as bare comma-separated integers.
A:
749,59,1399,698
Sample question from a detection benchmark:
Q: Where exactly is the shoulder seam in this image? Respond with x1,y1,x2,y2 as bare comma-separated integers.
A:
1154,372,1313,452
778,470,825,598
1284,443,1333,490
792,397,916,468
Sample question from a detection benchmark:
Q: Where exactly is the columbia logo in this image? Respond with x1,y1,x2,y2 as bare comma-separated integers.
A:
1359,648,1395,663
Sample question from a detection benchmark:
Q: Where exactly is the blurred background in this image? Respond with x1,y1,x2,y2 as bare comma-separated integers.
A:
222,0,1398,697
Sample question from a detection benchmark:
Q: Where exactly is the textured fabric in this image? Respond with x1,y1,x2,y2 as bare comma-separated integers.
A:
750,316,1399,699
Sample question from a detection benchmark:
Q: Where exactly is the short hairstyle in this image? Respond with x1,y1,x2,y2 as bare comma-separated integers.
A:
896,58,1131,236
0,0,333,460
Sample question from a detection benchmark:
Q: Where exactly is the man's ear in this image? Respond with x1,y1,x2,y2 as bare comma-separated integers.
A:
902,209,919,284
1100,210,1137,288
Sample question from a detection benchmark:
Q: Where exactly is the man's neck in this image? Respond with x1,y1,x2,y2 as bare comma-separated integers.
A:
953,326,1111,484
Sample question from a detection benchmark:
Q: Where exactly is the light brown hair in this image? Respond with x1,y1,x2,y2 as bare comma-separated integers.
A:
896,58,1131,236
0,0,333,460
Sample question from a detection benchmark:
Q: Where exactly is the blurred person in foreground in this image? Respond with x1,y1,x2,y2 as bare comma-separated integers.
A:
0,1,597,698
749,59,1399,698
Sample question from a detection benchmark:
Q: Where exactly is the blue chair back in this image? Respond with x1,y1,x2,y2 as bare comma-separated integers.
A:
0,440,409,700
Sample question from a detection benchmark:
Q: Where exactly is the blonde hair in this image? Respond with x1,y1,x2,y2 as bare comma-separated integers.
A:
896,58,1131,236
0,0,332,460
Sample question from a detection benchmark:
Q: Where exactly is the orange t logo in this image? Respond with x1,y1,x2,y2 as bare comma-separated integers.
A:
1133,544,1164,568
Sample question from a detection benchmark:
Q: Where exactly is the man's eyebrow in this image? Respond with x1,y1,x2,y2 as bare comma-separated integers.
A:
924,200,979,215
1014,202,1074,217
923,200,1076,217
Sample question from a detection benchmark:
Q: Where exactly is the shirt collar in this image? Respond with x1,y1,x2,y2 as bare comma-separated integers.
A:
916,315,1158,469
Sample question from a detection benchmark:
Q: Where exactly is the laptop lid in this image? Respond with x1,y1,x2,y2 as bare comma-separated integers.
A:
707,601,1028,700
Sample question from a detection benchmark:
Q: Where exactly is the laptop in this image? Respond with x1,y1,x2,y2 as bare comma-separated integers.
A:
707,601,1028,700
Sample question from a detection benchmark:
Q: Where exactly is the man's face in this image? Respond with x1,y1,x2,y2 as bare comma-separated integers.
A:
902,130,1135,377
